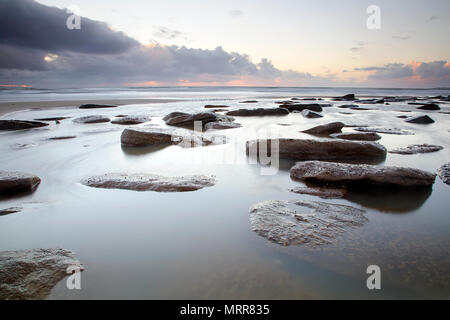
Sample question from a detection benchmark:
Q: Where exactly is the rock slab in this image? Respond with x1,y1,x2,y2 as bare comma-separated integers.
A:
0,171,41,196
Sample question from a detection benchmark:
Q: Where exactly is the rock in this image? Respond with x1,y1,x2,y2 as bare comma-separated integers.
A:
48,136,77,140
302,122,344,135
73,115,110,124
290,186,347,199
240,100,258,103
280,104,323,112
0,248,83,300
330,132,382,141
389,144,443,155
163,112,218,127
204,121,242,130
226,108,289,116
0,120,48,131
111,116,150,125
354,127,414,135
438,163,450,185
249,200,367,247
405,115,435,124
82,173,216,192
79,104,117,109
338,104,359,109
204,105,230,109
0,207,22,216
290,161,436,187
301,109,323,118
210,109,228,113
397,115,409,119
246,139,386,162
120,127,226,148
417,104,440,110
0,171,41,196
34,117,70,121
333,94,355,101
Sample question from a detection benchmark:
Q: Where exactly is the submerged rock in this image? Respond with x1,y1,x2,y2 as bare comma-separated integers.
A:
301,109,323,118
0,171,41,196
0,248,83,300
79,104,117,109
353,127,414,135
240,100,258,103
204,121,242,130
290,161,436,187
226,108,289,116
330,132,381,141
34,117,70,121
82,173,216,192
0,120,48,131
301,122,344,135
405,115,435,124
111,116,150,125
438,163,450,185
246,139,386,162
338,104,359,109
73,115,110,124
389,144,443,155
0,207,22,216
48,136,77,140
290,186,347,199
249,200,367,247
204,105,230,109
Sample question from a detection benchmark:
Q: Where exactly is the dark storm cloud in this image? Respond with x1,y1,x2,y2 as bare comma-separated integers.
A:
416,61,450,79
354,63,414,80
0,0,138,54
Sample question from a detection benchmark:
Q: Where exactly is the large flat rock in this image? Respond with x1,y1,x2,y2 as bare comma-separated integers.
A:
302,122,344,135
163,112,219,127
82,173,216,192
249,200,367,247
73,115,110,124
0,171,41,196
290,161,436,187
246,139,387,162
0,120,48,131
389,144,443,155
0,248,83,300
120,127,227,147
226,108,289,116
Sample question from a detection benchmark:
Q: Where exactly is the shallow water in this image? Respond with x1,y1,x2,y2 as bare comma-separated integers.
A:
0,89,449,299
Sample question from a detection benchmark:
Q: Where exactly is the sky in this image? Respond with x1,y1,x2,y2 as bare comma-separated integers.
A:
0,0,449,88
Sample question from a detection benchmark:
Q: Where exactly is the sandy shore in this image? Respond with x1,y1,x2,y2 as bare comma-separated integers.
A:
0,98,182,117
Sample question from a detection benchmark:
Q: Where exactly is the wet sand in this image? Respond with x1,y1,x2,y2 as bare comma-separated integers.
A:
0,99,183,117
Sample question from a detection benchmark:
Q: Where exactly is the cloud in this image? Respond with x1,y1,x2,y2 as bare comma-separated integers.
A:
427,15,439,22
229,10,244,18
0,0,138,54
392,35,411,40
153,26,185,40
350,41,367,53
415,60,450,79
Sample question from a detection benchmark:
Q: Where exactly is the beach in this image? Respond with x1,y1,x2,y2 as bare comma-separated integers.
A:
1,87,449,299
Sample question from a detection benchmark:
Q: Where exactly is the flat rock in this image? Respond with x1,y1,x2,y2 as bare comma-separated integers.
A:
79,104,117,109
82,173,216,192
301,110,323,118
48,136,77,140
438,163,450,185
240,100,258,103
204,121,242,130
0,120,48,131
0,248,83,300
416,104,440,110
354,127,414,135
226,108,289,116
332,94,355,101
111,116,150,125
405,115,435,124
34,117,70,121
290,161,436,187
389,144,443,155
163,112,218,127
330,132,381,141
73,115,110,124
302,122,344,135
249,200,367,247
246,139,387,161
121,127,226,148
0,207,22,216
290,186,347,199
280,104,323,112
0,171,41,196
338,104,359,109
